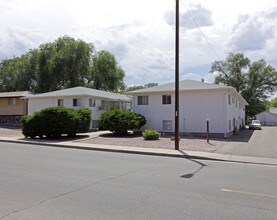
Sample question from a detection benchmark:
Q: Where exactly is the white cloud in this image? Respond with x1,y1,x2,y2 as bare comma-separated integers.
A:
228,13,274,51
0,0,277,86
164,4,214,29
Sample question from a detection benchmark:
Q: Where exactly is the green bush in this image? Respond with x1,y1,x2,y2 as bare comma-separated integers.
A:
142,130,160,140
100,109,146,135
21,107,91,138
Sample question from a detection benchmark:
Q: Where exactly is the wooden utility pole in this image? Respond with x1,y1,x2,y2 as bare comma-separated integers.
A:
175,0,180,150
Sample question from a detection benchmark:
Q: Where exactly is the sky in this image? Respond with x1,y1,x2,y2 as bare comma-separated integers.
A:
1,0,277,89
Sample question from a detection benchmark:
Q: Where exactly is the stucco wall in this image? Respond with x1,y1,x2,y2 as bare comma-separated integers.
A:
256,112,277,126
0,98,27,116
225,93,246,133
132,89,246,137
133,90,226,134
27,97,124,122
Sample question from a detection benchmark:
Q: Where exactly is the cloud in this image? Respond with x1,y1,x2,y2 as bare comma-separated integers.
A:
164,4,214,29
228,10,275,51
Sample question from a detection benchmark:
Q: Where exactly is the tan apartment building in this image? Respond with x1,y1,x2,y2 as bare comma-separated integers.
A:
0,91,32,124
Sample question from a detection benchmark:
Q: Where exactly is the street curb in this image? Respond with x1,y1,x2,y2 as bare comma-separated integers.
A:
1,139,277,166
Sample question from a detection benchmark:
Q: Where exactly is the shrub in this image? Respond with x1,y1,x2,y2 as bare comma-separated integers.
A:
100,109,146,135
142,130,160,140
21,107,91,138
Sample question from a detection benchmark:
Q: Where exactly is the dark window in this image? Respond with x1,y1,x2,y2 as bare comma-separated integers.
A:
73,98,81,107
228,95,231,105
162,95,171,104
137,96,148,105
57,99,64,107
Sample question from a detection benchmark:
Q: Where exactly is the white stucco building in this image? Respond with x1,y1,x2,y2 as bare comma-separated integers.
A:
24,87,131,129
256,111,277,126
127,80,248,138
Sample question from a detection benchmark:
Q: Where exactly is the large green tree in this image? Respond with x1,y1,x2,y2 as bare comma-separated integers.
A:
36,36,93,93
89,50,126,92
0,36,125,93
211,53,277,117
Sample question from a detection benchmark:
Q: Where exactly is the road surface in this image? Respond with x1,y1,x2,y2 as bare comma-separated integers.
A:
0,142,276,219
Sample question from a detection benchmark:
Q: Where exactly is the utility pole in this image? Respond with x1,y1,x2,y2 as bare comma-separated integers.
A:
175,0,180,150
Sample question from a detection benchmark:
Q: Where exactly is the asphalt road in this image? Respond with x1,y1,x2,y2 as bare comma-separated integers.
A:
0,142,276,220
215,126,277,158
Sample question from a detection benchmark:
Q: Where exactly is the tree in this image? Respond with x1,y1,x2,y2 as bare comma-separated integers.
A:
126,85,144,92
211,53,250,93
144,83,158,88
271,97,277,107
0,36,125,94
210,53,277,117
126,83,158,92
89,50,125,92
100,109,146,136
37,36,93,93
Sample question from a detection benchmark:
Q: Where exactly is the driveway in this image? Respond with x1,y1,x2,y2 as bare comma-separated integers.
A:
215,126,277,158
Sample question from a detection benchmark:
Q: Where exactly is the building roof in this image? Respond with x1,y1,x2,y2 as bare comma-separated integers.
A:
126,79,233,94
256,111,277,117
126,79,248,105
0,91,33,98
24,87,131,102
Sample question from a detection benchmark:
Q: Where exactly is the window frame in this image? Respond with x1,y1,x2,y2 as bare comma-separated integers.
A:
57,99,64,107
228,95,231,105
162,95,171,105
89,98,96,107
163,120,172,131
8,98,16,105
137,96,149,105
73,98,81,107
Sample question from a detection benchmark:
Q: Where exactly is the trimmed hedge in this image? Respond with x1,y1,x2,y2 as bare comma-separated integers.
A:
100,109,146,135
143,130,160,140
21,107,91,138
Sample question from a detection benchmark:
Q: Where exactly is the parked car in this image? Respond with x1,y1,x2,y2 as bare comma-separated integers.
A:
249,120,262,130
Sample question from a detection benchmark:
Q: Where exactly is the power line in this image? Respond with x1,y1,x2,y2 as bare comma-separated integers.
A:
180,0,221,60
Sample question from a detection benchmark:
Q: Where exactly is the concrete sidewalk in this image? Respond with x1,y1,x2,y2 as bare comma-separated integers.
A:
0,135,277,166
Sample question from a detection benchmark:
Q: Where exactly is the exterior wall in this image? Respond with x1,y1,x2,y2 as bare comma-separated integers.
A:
256,112,277,126
225,93,246,134
0,98,27,116
132,90,246,138
133,90,227,137
28,96,130,129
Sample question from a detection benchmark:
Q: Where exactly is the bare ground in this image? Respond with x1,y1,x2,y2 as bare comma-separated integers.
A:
79,133,228,152
1,126,252,153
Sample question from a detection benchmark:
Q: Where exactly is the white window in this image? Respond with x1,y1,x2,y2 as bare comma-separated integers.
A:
137,96,148,105
57,99,64,107
162,95,171,104
89,98,96,107
163,120,172,130
73,98,81,107
8,98,16,105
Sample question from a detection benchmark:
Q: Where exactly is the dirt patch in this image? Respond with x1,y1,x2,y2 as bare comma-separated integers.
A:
79,133,228,152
